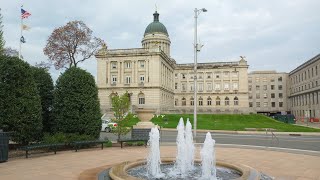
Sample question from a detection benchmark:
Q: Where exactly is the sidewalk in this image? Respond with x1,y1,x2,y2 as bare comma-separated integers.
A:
0,146,320,180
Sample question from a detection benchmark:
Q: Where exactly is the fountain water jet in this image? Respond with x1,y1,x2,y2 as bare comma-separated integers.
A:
146,127,163,178
185,118,195,171
175,117,187,176
200,132,217,180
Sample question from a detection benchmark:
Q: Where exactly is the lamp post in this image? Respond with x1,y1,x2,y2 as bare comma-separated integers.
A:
193,8,207,139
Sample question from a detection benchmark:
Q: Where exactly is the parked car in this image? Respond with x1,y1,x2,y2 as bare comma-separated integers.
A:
101,119,117,132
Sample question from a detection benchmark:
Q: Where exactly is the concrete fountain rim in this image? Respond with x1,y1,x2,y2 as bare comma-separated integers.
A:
109,157,261,180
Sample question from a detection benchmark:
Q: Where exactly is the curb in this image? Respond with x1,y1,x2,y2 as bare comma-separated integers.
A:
160,128,320,136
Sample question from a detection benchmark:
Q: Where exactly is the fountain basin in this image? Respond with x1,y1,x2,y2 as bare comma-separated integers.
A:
109,158,261,180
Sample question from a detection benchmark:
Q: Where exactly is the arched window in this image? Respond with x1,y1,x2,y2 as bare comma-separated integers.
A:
207,97,212,106
182,97,186,106
175,99,178,106
216,97,220,106
225,97,230,106
138,93,145,105
199,97,203,106
234,96,239,106
190,97,194,106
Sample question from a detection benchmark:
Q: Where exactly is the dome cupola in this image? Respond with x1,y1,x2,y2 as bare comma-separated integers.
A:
144,11,169,37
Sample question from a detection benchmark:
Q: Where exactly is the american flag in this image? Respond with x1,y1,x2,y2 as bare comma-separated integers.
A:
21,8,31,19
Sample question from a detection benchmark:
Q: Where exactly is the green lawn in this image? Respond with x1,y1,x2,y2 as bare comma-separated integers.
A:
151,114,320,132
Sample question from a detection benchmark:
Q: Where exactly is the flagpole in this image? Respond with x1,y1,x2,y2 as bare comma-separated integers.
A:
19,6,22,59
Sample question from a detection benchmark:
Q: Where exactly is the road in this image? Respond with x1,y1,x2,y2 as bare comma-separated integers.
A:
100,131,320,152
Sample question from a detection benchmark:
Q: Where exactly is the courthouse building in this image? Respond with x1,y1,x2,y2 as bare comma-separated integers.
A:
95,11,249,114
95,11,320,119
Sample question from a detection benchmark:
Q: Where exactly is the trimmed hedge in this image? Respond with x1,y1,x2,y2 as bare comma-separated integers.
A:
53,67,101,138
0,56,42,144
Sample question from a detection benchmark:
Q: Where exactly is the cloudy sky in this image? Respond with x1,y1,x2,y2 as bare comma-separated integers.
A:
1,0,319,81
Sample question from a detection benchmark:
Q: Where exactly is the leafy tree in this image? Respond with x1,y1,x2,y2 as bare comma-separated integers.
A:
53,67,101,138
43,20,104,69
0,9,5,55
111,92,131,141
31,67,54,133
0,56,42,144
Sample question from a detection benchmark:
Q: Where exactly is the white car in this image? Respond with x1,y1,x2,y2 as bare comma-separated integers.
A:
101,120,117,132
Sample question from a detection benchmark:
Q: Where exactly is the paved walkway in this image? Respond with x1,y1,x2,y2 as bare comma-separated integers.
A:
0,146,320,180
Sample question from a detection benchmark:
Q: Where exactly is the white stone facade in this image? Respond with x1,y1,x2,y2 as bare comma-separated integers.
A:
288,54,320,120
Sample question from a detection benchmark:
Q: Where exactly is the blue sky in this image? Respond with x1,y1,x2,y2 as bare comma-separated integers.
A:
1,0,319,81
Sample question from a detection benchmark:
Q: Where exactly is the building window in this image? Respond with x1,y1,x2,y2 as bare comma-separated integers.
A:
182,84,186,91
278,85,283,90
175,99,178,106
224,71,229,77
111,62,117,69
215,72,220,78
263,78,267,82
175,73,178,78
263,93,267,99
182,97,186,106
272,102,275,107
249,94,252,99
139,60,145,68
271,85,275,90
140,75,145,82
190,84,194,91
198,74,203,79
263,85,267,90
233,83,238,90
255,77,260,82
224,83,229,90
215,84,220,90
216,97,221,106
190,98,194,106
125,76,131,84
263,102,268,107
225,97,230,106
271,93,275,98
249,102,253,107
279,102,283,107
175,83,178,90
207,73,211,79
207,97,212,106
199,97,203,106
256,93,260,99
125,61,131,68
198,83,204,91
112,75,117,84
207,83,212,91
182,74,186,79
234,97,239,106
256,102,260,107
138,93,145,105
248,78,252,83
278,77,282,82
279,93,283,98
256,85,260,90
270,77,275,82
249,85,252,91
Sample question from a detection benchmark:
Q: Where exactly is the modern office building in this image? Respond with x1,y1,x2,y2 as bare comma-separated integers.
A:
248,71,289,115
288,54,320,120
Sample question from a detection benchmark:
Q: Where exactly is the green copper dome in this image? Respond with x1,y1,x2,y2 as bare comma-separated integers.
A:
144,11,169,36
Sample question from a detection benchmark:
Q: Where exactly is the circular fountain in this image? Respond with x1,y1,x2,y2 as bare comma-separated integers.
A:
106,118,271,180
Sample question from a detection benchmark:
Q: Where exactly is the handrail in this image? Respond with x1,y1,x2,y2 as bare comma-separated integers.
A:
265,128,279,147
